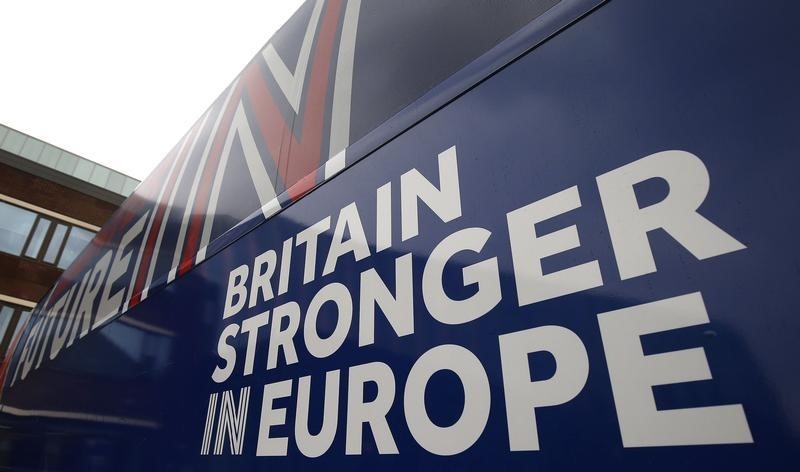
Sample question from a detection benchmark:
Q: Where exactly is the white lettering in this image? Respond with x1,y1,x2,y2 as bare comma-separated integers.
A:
304,283,352,358
422,227,501,325
597,292,753,446
404,344,490,455
506,186,602,306
597,150,746,280
401,146,462,241
224,264,249,319
499,325,589,451
345,361,398,455
359,253,414,347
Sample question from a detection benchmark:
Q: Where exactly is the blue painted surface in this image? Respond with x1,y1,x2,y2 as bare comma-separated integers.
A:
1,0,799,469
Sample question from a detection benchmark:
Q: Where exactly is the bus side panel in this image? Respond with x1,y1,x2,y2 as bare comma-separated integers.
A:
1,0,798,470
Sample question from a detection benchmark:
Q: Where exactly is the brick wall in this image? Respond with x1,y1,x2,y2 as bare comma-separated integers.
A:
0,162,118,304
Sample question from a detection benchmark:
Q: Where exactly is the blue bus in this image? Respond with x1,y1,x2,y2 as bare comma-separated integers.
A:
1,0,798,469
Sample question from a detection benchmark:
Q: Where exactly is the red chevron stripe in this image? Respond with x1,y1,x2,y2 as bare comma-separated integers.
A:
176,82,243,277
128,120,204,308
177,0,343,277
45,153,175,305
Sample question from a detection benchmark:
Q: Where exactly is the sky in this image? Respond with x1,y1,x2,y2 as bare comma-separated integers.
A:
0,0,305,180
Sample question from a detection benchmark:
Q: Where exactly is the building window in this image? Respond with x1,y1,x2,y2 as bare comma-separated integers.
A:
58,226,94,269
0,301,31,360
0,200,36,255
0,201,96,270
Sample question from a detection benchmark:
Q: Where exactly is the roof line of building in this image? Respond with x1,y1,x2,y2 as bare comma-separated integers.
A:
0,123,140,198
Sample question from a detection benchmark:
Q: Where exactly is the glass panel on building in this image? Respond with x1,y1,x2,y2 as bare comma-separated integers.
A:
10,310,31,342
40,145,63,168
73,159,94,181
55,150,78,174
1,129,27,154
59,226,94,269
44,223,68,263
0,201,37,255
38,146,60,168
0,305,13,344
89,165,111,188
0,125,8,144
122,178,138,196
24,217,52,258
106,171,125,194
0,304,31,360
20,139,44,162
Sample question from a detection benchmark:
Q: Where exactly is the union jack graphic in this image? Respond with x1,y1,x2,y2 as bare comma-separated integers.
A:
1,0,362,391
56,0,359,314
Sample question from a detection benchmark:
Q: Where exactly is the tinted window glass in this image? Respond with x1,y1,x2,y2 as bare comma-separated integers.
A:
11,310,31,341
0,304,32,361
45,223,68,263
350,0,560,143
0,305,13,344
59,226,94,269
0,201,36,255
24,217,51,258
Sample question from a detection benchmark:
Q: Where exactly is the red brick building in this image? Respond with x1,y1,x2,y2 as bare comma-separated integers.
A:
0,124,139,357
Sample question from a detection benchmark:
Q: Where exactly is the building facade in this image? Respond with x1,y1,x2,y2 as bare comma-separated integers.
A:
0,124,139,358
